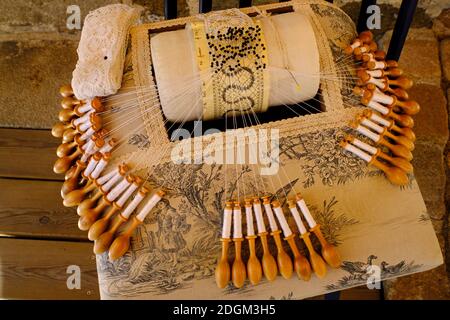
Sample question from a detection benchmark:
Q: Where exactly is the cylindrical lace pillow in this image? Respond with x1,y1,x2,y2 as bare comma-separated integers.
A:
150,11,320,122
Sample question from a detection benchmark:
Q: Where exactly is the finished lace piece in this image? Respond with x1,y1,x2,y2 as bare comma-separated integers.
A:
72,4,141,99
190,9,269,120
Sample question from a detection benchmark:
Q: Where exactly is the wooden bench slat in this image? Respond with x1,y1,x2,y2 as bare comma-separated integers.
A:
0,178,87,240
0,128,62,180
0,238,99,299
340,286,381,300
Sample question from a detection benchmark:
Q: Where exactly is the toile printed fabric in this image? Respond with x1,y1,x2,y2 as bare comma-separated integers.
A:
93,1,443,299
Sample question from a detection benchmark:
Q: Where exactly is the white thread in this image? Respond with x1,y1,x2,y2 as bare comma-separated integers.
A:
96,167,118,185
121,191,145,219
356,125,381,143
101,172,122,192
369,112,391,127
116,182,138,207
368,76,386,89
90,158,108,179
73,109,94,126
222,206,233,239
106,177,131,202
361,118,384,134
135,192,163,221
296,199,317,229
99,139,114,153
372,91,394,105
351,137,378,155
78,120,91,132
288,206,307,235
350,40,361,50
273,206,292,238
369,61,386,70
253,201,266,233
343,143,372,163
245,205,255,236
263,202,278,231
367,69,383,78
80,127,95,141
364,52,376,63
368,100,389,115
81,139,95,153
77,101,94,114
233,206,243,239
83,156,99,177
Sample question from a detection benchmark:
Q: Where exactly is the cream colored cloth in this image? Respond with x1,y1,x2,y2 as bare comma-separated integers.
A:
151,12,320,122
72,4,141,100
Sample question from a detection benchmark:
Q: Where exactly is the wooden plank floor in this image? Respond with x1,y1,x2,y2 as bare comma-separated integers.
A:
0,127,381,300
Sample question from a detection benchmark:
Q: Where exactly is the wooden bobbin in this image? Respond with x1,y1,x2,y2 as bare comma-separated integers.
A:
232,237,246,288
215,238,232,288
367,59,398,70
59,84,74,98
244,198,262,286
78,196,111,231
344,31,373,54
215,201,233,288
108,190,165,260
309,225,342,269
345,135,413,174
361,50,386,62
252,197,278,281
258,231,278,282
246,235,262,285
362,109,416,141
284,234,311,281
62,125,79,143
94,186,150,255
362,89,419,116
51,120,75,139
387,76,413,90
270,201,293,280
76,188,103,215
61,96,82,110
364,82,409,101
340,141,409,186
87,200,122,241
377,149,413,173
291,197,327,278
285,200,312,281
94,213,127,255
57,134,83,157
359,30,373,43
61,160,86,198
59,105,83,122
351,121,413,160
63,180,97,207
359,96,414,128
53,147,83,174
353,41,377,56
295,194,341,269
88,176,141,241
371,156,410,186
356,115,415,151
108,216,142,260
231,201,246,288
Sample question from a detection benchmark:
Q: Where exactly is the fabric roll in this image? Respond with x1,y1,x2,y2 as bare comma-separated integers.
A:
151,12,320,122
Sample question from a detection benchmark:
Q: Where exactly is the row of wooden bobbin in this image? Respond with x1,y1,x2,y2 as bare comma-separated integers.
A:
215,194,341,289
340,31,419,186
52,85,165,260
